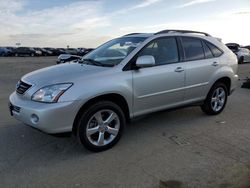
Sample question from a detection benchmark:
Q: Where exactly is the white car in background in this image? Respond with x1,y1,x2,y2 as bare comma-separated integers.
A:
236,48,250,64
226,43,250,64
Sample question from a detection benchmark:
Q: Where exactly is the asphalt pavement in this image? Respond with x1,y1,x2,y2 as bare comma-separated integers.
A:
0,57,250,188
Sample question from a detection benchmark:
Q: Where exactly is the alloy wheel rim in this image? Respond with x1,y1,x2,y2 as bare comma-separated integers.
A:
211,87,226,112
86,109,120,146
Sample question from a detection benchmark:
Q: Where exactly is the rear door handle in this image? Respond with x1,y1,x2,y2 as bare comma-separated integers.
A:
212,62,219,66
175,67,184,72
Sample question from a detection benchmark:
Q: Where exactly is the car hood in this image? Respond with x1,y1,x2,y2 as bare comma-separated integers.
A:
22,63,109,86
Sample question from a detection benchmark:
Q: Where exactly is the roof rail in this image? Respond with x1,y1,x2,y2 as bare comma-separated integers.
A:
155,29,211,36
123,33,145,36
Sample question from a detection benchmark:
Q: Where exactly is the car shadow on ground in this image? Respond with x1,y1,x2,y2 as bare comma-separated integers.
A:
2,105,203,157
8,105,205,156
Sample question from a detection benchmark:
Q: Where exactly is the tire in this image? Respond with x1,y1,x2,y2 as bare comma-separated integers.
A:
238,56,244,64
31,53,35,57
15,53,18,57
76,101,125,152
201,82,228,115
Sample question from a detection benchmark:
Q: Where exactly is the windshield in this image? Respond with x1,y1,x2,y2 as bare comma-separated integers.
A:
82,37,147,66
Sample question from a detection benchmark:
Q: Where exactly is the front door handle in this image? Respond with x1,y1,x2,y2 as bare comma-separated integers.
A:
175,67,184,72
212,62,219,66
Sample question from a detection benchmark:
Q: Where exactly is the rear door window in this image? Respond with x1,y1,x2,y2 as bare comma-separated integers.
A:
181,37,205,61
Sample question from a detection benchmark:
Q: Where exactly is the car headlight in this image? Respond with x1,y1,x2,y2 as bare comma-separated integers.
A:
32,83,73,103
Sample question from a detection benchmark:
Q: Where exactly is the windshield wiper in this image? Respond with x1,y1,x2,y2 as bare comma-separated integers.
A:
80,58,114,67
80,58,105,66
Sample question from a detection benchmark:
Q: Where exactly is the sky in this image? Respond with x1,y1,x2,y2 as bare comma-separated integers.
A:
0,0,250,48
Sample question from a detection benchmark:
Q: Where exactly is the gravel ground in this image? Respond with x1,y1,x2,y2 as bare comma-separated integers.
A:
0,57,250,188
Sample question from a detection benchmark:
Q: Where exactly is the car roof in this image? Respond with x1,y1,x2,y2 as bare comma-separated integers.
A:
121,30,226,52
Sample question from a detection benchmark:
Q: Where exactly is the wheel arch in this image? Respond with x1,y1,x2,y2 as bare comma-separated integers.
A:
72,93,130,134
212,77,231,95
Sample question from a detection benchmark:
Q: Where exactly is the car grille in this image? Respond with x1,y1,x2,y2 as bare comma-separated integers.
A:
16,80,32,95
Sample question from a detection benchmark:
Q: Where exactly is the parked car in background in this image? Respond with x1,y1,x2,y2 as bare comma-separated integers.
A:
236,48,250,63
33,48,41,54
13,47,41,57
9,30,238,152
5,47,15,56
226,43,240,53
226,43,250,63
34,48,53,56
64,48,78,55
31,48,42,56
77,48,95,56
1,46,94,57
0,47,12,56
57,48,95,64
57,48,67,55
44,48,66,56
244,45,250,51
6,47,16,51
77,48,85,55
57,54,82,64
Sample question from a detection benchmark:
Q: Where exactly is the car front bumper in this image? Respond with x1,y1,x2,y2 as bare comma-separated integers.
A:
9,92,81,134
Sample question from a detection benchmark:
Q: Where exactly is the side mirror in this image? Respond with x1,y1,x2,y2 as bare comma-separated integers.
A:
136,55,155,68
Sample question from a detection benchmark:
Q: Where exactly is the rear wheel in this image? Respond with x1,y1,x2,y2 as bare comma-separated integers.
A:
76,101,125,152
201,82,228,115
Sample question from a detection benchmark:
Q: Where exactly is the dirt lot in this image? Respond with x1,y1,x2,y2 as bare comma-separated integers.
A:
0,57,250,188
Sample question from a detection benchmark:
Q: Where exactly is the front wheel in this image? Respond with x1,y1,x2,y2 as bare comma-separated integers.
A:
201,82,228,115
76,101,125,152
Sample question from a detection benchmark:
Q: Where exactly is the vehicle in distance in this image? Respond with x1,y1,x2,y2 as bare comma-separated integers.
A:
0,47,12,56
226,43,250,64
13,47,42,57
64,48,79,55
9,30,238,152
34,48,53,56
57,48,95,64
57,54,82,64
77,48,95,56
5,47,16,56
44,48,66,56
244,45,250,51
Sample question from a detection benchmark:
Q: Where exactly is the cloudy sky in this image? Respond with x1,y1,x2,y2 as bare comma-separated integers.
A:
0,0,250,48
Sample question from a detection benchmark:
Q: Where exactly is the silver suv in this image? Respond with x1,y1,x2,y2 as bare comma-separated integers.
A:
9,30,238,151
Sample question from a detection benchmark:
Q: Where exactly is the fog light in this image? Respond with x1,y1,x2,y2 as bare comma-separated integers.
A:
31,114,39,124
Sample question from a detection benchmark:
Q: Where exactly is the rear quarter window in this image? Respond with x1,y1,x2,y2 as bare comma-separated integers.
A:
202,41,214,59
205,41,223,57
